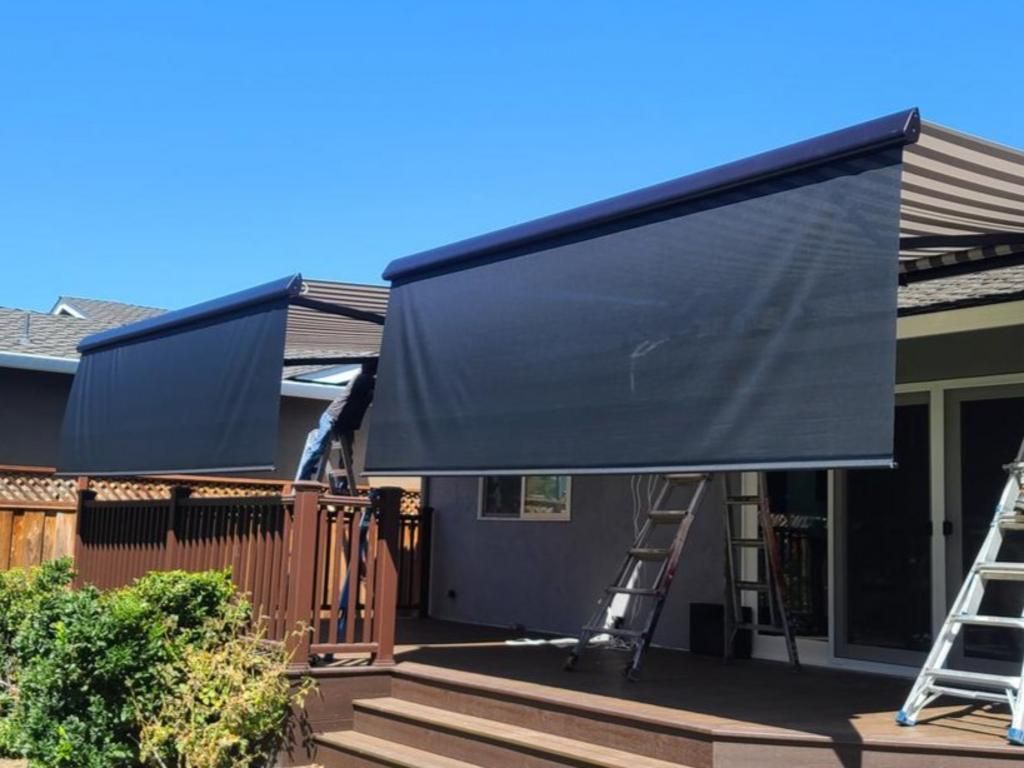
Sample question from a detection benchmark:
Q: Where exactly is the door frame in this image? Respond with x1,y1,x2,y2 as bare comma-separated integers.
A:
751,371,1024,675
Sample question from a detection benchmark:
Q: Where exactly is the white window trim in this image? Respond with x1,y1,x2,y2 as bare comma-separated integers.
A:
477,476,572,522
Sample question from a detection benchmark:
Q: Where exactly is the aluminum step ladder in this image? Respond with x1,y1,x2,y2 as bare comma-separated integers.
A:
723,472,800,668
897,438,1024,744
566,473,712,680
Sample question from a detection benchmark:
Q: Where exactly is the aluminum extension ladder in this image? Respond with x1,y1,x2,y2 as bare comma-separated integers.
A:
566,473,712,680
723,472,800,668
897,438,1024,744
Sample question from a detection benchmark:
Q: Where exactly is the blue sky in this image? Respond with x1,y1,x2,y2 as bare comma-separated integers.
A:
2,2,1022,312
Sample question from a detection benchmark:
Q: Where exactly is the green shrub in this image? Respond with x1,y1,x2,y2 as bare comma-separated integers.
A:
0,558,74,660
0,558,74,759
0,565,307,768
138,616,312,768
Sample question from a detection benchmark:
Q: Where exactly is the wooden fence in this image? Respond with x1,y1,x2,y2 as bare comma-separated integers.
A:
75,483,405,664
0,504,77,570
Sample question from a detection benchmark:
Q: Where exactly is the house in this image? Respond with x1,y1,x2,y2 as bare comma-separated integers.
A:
50,109,1024,766
0,282,393,479
0,281,408,570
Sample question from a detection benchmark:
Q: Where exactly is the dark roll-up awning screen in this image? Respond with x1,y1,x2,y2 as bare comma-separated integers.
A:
59,275,302,475
366,109,922,475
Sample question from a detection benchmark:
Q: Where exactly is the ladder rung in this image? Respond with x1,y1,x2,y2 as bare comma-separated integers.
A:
928,685,1011,704
648,510,689,524
734,580,770,592
725,495,761,505
951,615,1024,630
583,625,644,638
606,586,659,597
735,622,783,632
730,538,765,548
925,668,1021,689
975,563,1024,581
629,547,670,561
998,516,1024,530
665,473,708,484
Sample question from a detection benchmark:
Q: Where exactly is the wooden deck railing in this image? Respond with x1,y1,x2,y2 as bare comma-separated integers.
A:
75,482,404,666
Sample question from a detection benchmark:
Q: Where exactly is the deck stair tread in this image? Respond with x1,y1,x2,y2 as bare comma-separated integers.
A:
354,696,689,768
318,730,482,768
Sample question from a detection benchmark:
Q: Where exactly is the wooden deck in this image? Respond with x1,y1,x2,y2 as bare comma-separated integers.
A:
335,618,1022,767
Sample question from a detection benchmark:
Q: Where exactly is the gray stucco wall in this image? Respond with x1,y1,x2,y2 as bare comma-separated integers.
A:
427,474,725,650
424,323,1024,649
897,325,1024,384
0,368,72,466
0,366,340,480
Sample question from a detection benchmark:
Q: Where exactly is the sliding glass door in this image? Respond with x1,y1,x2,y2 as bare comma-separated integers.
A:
836,394,933,664
945,386,1024,671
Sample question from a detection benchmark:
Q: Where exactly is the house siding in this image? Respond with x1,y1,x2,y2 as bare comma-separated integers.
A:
425,325,1024,650
427,474,725,649
0,368,72,466
0,367,334,480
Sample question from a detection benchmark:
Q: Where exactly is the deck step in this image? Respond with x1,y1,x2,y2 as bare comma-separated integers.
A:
317,730,482,768
353,697,686,768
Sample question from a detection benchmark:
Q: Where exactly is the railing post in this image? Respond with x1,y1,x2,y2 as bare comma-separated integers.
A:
73,476,94,588
371,486,402,666
285,482,323,668
163,485,192,570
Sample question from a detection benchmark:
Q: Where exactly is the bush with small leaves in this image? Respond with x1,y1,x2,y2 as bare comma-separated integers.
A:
0,565,308,768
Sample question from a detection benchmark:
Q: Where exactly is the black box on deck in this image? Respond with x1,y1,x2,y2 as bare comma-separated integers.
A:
689,602,752,659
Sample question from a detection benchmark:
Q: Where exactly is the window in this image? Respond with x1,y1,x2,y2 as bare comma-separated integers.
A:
478,476,571,521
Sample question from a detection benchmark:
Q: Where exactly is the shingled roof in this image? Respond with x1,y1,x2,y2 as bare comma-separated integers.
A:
2,264,1019,364
52,296,164,327
899,261,1024,315
2,281,391,380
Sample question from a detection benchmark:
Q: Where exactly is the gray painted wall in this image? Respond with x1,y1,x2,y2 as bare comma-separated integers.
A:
0,367,338,480
427,474,725,650
425,325,1024,649
0,368,72,466
897,325,1024,384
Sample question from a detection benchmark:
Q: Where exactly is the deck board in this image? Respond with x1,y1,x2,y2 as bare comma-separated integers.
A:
372,618,1021,760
